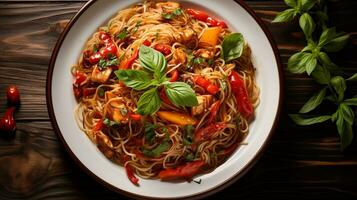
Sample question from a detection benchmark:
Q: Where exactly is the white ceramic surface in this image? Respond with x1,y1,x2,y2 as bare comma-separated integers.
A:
48,0,282,199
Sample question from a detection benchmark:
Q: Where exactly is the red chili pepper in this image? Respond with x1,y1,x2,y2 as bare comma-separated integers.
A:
186,8,228,28
130,114,142,121
154,44,171,56
122,48,139,69
143,40,151,46
125,164,139,185
82,87,96,97
89,52,102,64
193,75,220,95
195,122,226,142
73,71,87,86
7,85,20,107
228,71,253,119
0,107,16,137
100,42,117,59
169,69,179,82
207,100,220,123
186,9,209,21
93,118,104,131
159,160,205,181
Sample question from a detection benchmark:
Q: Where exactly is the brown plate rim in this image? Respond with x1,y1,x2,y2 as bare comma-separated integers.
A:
46,0,284,199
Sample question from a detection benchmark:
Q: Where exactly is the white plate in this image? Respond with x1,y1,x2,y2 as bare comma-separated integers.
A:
47,0,283,199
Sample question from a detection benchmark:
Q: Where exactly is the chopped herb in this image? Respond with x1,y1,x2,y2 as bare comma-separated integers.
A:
103,118,120,126
142,141,171,157
144,122,157,144
193,57,205,64
185,153,195,161
161,127,168,134
116,28,128,40
162,8,183,20
132,20,142,33
120,107,128,116
155,32,159,40
183,125,194,145
98,59,107,70
98,57,119,70
98,87,105,97
207,59,213,65
93,44,99,53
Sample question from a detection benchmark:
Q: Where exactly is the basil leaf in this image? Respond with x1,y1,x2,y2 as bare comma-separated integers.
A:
339,103,355,125
289,114,331,125
162,13,174,20
346,73,357,81
298,53,316,75
137,87,162,115
318,27,337,47
183,125,194,145
221,33,245,62
300,0,316,11
185,153,195,161
115,69,152,90
173,8,183,15
287,52,306,74
144,122,156,144
344,98,357,106
103,118,120,127
139,45,167,79
335,109,354,150
142,141,171,157
330,76,346,102
299,88,326,113
318,52,337,69
323,33,349,52
284,0,297,7
299,13,315,38
165,82,198,107
272,8,297,23
311,65,330,84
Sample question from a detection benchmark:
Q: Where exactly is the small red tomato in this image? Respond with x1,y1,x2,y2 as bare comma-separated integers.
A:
206,84,220,95
100,43,117,58
216,21,228,28
7,85,20,106
206,17,218,26
73,71,87,86
143,40,151,46
154,44,171,56
99,32,110,41
89,52,102,64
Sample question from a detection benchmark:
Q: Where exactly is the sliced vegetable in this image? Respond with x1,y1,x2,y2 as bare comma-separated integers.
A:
159,89,173,106
186,8,227,28
82,87,96,97
130,114,142,121
228,71,253,119
198,27,221,48
154,44,171,56
125,164,139,185
93,119,104,131
195,122,226,142
157,111,197,126
193,75,220,95
159,160,205,181
143,40,151,46
73,71,87,86
122,48,139,69
169,69,179,82
207,100,221,123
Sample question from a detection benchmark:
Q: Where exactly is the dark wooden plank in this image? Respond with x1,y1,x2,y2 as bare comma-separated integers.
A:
0,1,357,200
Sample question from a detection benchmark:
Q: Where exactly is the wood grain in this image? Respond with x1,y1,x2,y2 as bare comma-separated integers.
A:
0,1,357,199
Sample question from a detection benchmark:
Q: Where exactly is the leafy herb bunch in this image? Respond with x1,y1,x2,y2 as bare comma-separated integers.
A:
273,0,356,150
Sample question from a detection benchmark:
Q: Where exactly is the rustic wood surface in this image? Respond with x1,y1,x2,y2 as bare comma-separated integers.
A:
0,0,357,199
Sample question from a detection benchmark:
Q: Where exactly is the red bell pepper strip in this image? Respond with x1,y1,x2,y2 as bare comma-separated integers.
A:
193,75,220,95
169,69,179,82
125,164,139,185
186,8,227,28
207,100,220,123
93,118,104,131
195,122,226,142
159,89,173,106
159,160,205,181
228,71,253,119
154,44,171,56
122,48,139,69
130,114,142,121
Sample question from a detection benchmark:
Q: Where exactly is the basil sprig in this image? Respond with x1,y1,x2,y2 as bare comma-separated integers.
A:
115,46,198,115
221,33,245,62
274,0,356,150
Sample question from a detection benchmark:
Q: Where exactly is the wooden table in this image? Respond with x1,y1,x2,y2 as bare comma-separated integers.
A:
1,0,357,199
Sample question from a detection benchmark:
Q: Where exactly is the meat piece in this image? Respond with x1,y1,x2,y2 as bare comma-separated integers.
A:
96,132,114,159
156,2,180,12
170,48,187,65
195,49,214,59
91,65,112,83
191,95,213,116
